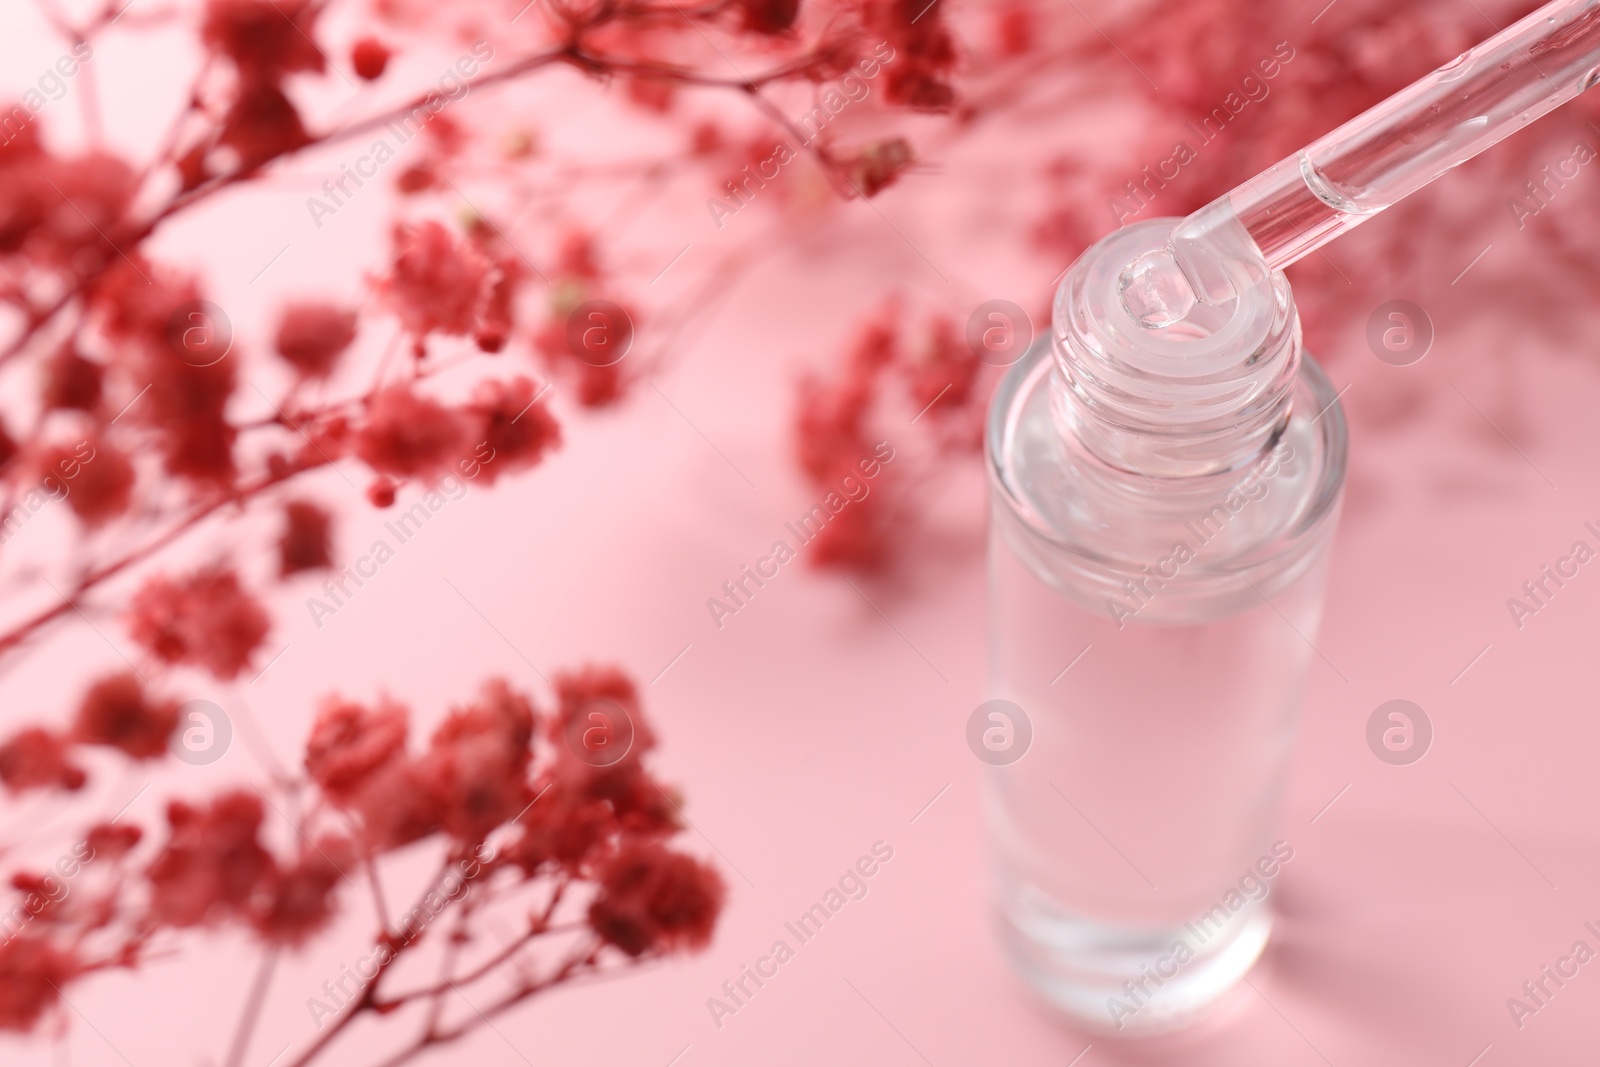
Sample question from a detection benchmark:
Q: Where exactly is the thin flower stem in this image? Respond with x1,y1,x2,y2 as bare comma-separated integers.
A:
0,463,317,660
142,61,216,182
222,948,279,1067
278,851,473,1067
0,27,839,381
420,886,476,1037
365,856,392,936
377,917,588,1007
359,946,604,1067
280,855,477,1067
277,936,395,1067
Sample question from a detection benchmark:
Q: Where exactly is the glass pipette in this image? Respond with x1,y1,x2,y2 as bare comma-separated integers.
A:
1120,0,1600,329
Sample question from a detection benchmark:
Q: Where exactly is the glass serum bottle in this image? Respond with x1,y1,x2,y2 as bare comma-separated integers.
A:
984,218,1346,1034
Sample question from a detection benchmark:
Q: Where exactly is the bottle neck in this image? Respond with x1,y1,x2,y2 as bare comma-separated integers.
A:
1048,219,1302,480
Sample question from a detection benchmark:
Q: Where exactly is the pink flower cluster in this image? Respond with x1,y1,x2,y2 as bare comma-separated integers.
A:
0,671,722,1040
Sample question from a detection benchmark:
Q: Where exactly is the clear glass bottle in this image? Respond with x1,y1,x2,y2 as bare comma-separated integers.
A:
984,218,1347,1034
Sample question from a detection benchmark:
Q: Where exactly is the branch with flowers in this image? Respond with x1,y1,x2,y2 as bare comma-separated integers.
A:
5,0,1598,1059
1,667,727,1067
0,0,965,1060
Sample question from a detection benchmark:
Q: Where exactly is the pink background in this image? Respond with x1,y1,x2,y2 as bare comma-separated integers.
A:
4,2,1600,1065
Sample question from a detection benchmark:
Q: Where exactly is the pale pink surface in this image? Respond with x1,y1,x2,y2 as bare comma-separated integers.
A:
4,6,1600,1066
